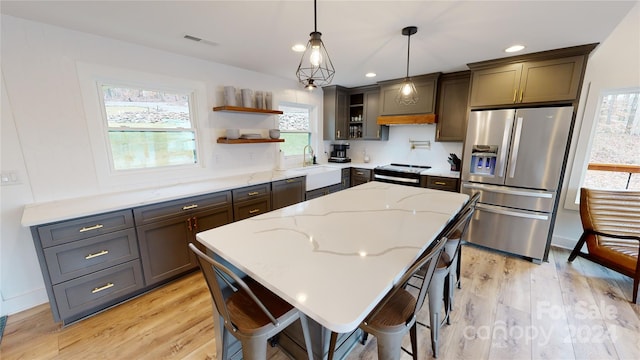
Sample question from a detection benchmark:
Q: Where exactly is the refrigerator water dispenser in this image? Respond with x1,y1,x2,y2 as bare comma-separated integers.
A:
470,145,498,176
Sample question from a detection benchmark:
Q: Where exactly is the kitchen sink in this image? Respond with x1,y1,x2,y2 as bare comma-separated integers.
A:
291,165,342,191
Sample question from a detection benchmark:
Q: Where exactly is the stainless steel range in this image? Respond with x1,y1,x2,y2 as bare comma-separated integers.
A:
373,163,431,187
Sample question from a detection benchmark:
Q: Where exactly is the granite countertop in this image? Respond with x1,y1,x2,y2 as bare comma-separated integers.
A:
197,181,469,333
21,163,461,227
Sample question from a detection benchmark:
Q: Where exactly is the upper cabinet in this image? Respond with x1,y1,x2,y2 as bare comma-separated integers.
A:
436,71,470,142
323,85,349,140
468,44,597,107
349,86,389,140
377,73,441,118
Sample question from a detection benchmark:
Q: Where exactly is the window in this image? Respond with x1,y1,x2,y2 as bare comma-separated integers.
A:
278,104,311,156
99,85,198,171
582,89,640,190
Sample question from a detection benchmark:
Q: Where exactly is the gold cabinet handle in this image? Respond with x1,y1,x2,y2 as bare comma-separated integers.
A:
249,209,260,214
513,89,518,103
519,89,524,103
286,179,295,183
91,282,114,294
85,250,109,260
434,181,447,186
248,191,260,196
79,224,104,233
356,171,364,175
437,129,441,139
337,130,341,138
182,204,198,210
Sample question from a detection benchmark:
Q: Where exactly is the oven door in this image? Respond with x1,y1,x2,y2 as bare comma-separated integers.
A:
373,169,424,187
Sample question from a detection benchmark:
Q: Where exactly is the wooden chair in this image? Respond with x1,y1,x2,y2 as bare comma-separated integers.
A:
568,188,640,304
188,243,314,360
328,236,447,360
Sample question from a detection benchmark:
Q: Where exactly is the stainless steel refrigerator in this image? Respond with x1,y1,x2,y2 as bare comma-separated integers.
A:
461,106,574,263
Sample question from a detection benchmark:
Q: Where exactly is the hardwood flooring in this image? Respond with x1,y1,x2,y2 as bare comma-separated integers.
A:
2,245,639,359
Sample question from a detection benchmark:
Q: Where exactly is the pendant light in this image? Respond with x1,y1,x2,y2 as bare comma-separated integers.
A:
296,0,335,89
396,26,419,105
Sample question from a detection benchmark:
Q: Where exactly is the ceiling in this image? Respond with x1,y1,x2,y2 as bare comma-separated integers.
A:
1,1,637,88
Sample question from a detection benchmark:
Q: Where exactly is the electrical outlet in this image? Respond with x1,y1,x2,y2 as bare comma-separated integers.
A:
0,171,20,186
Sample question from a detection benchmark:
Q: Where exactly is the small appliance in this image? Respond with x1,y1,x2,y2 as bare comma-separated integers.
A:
373,163,431,187
328,143,351,163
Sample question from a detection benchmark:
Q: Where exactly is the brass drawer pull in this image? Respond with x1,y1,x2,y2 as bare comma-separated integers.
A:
249,209,260,214
85,250,109,260
519,89,524,103
356,171,364,175
79,224,104,233
286,179,295,183
182,204,198,210
513,89,518,103
248,191,260,196
91,282,114,294
434,181,447,186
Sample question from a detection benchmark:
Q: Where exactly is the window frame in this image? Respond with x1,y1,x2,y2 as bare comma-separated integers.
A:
564,86,640,209
278,103,314,158
77,62,209,190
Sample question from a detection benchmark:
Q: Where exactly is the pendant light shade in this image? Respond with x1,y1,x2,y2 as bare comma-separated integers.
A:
296,0,335,89
396,26,419,105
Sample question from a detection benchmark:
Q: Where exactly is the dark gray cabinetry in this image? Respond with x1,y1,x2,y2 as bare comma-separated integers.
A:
232,183,271,221
31,209,144,324
341,168,351,189
272,176,305,210
351,168,372,187
426,176,459,192
467,44,596,107
323,85,349,140
305,183,342,200
348,86,389,140
378,73,441,116
436,71,470,142
134,191,233,286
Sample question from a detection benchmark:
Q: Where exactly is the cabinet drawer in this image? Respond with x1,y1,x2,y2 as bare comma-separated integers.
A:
427,176,459,192
38,210,134,248
232,183,271,202
133,191,232,225
44,228,139,284
351,168,371,178
52,260,144,322
233,198,271,221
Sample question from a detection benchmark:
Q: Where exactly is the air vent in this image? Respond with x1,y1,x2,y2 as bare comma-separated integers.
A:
183,34,218,46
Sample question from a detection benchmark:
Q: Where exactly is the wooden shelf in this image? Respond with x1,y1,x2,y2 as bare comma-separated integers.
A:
217,137,285,144
213,106,283,115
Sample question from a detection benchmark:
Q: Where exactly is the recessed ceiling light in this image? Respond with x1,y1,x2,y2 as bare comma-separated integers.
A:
291,44,306,52
505,44,525,53
365,72,377,78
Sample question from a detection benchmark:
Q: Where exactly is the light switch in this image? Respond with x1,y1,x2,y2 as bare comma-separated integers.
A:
0,171,20,185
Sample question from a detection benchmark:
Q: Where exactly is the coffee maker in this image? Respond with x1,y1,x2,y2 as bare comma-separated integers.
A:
329,143,351,163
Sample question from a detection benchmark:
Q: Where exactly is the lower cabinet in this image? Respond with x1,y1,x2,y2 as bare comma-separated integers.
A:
306,183,342,200
351,168,372,187
271,176,305,210
426,176,459,192
232,183,271,221
134,191,233,286
341,168,351,189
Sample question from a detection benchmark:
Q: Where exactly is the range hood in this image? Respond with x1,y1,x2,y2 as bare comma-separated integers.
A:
377,113,437,125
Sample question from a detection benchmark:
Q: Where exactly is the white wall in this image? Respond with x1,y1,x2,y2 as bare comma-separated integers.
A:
552,2,640,249
0,14,323,315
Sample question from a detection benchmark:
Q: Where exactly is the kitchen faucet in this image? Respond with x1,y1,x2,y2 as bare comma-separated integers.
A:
303,145,314,167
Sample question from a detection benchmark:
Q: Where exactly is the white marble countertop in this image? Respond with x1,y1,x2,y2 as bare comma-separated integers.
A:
196,181,469,333
21,163,460,227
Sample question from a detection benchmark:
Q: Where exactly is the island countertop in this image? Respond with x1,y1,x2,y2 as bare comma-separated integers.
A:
196,181,469,333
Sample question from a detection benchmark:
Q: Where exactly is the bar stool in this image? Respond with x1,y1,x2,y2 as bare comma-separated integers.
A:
189,243,314,360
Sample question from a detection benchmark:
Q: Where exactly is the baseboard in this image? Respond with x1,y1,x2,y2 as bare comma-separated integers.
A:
1,288,48,316
551,234,579,251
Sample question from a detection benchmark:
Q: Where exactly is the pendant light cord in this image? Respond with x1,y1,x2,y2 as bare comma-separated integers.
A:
406,33,411,78
314,0,318,33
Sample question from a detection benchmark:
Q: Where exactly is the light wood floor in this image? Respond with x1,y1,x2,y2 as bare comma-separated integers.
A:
2,245,639,359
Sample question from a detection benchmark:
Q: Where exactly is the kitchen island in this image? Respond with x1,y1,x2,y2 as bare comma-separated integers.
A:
196,181,469,359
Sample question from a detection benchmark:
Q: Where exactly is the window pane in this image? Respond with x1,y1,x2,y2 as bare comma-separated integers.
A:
279,105,310,131
108,130,197,170
280,132,310,156
100,84,198,171
583,90,640,190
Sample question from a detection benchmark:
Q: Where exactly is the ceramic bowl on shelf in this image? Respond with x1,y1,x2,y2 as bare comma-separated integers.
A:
269,129,280,139
226,129,240,139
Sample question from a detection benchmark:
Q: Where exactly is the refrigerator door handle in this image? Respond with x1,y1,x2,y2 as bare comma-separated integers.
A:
508,117,524,178
497,120,513,178
476,203,550,220
462,183,553,198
